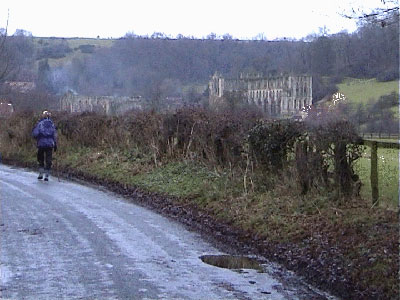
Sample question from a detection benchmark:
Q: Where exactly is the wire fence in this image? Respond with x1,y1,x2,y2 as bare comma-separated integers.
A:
361,139,399,206
361,132,400,140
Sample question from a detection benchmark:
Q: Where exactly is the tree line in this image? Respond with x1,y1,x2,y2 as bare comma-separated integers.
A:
0,12,398,108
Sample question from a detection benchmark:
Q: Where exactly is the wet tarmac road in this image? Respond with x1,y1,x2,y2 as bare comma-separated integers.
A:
0,165,335,299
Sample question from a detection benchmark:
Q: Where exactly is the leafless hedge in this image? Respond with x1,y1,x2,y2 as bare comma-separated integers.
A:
1,107,363,199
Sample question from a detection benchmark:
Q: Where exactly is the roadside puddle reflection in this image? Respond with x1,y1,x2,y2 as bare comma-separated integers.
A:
200,255,264,272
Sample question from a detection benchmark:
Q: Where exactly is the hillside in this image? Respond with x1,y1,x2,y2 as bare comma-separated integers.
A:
337,77,399,122
28,18,398,101
2,17,398,113
33,37,115,68
337,78,399,104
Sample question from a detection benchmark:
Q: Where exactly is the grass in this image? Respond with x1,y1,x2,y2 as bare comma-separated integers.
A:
65,38,115,48
61,148,236,204
337,79,399,207
1,113,398,299
56,148,399,299
363,137,399,143
337,78,399,104
130,161,230,200
2,149,399,299
33,37,115,48
33,37,115,68
355,145,399,209
58,147,315,240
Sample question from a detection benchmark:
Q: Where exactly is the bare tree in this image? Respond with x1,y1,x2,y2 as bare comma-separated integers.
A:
342,0,399,26
0,11,10,83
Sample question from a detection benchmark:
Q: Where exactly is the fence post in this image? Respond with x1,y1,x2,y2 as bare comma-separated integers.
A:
370,141,379,205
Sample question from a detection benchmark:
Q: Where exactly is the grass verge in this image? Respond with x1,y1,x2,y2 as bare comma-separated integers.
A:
355,145,399,210
337,78,399,104
1,145,398,300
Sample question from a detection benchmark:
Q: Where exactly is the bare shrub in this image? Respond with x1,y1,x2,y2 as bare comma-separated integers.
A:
304,113,363,199
247,113,363,199
0,107,363,200
0,111,37,156
2,89,59,112
158,107,260,167
122,110,164,164
248,120,304,171
56,112,108,148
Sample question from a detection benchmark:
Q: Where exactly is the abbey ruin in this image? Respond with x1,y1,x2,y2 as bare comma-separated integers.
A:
60,92,144,115
209,73,312,117
60,73,312,116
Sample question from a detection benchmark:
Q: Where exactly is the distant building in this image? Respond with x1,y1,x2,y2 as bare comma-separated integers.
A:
164,96,184,111
3,81,36,94
209,72,312,117
60,92,144,115
0,100,14,117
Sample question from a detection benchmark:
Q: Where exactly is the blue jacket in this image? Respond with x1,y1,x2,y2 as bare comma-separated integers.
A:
32,118,57,148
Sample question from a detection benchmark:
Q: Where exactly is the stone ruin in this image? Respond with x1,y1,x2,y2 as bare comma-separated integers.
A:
60,92,144,115
0,100,14,117
209,72,312,117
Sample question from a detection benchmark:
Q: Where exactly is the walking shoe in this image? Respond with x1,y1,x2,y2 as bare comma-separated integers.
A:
44,173,49,181
38,173,43,180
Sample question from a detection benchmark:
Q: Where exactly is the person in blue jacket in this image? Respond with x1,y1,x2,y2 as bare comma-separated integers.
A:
32,110,58,181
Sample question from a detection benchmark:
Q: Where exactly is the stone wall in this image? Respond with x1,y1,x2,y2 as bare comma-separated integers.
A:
60,92,144,115
209,72,312,117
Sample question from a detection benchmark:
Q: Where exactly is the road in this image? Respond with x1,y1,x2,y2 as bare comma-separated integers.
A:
0,164,334,299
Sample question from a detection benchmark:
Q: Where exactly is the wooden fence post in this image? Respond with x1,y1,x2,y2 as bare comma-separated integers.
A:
370,141,379,205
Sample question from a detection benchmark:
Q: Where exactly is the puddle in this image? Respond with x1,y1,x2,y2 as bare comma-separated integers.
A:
200,255,263,272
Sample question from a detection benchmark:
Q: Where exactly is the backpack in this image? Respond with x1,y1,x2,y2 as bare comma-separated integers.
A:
38,119,55,137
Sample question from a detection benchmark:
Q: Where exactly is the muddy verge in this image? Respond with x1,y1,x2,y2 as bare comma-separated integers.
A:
4,158,397,300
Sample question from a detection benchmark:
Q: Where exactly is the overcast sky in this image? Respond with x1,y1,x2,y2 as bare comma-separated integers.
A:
0,0,392,40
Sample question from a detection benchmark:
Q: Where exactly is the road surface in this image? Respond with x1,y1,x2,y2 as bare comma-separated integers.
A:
0,164,334,299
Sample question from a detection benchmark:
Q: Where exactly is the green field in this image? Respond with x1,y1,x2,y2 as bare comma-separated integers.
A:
33,37,115,68
355,145,399,209
33,37,115,48
337,78,399,104
65,38,115,48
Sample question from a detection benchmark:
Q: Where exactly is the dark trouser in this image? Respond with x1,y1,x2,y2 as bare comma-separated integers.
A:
37,147,53,171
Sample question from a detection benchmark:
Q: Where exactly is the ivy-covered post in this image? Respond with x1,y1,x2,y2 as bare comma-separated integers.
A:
334,140,353,197
370,141,379,205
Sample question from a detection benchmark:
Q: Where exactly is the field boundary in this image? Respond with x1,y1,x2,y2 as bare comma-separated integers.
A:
361,132,399,140
361,139,399,205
